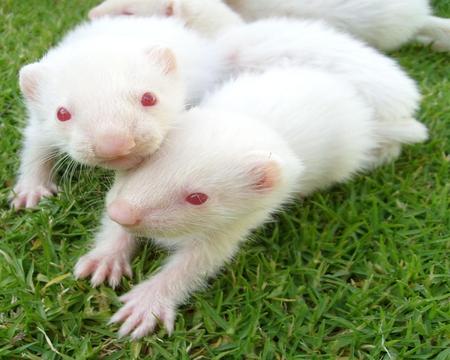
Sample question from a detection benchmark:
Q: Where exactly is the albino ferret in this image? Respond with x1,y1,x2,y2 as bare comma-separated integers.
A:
75,67,427,339
89,0,244,36
89,0,450,51
14,17,423,209
12,17,221,208
224,0,450,52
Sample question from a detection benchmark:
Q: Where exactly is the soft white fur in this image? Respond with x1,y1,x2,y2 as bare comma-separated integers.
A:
13,16,222,208
89,0,450,51
14,17,426,210
216,18,427,163
225,0,450,51
89,0,244,36
75,67,427,339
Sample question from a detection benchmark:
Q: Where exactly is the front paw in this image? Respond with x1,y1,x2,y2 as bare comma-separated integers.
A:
74,250,132,288
109,282,176,339
11,182,58,209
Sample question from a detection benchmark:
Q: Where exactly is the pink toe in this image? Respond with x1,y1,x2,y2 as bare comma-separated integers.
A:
109,261,123,288
91,261,110,287
74,258,98,279
110,304,133,324
118,313,144,338
130,317,157,339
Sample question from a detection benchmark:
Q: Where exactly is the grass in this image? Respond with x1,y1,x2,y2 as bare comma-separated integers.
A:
0,0,449,358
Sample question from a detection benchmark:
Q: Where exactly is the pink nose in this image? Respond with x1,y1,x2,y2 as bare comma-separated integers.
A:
107,199,142,226
95,134,136,159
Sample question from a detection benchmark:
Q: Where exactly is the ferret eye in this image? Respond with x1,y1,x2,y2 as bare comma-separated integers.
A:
141,92,158,107
185,193,208,205
56,107,71,121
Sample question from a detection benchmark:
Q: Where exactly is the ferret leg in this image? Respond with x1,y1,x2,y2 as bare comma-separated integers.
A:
12,124,58,208
75,215,137,288
110,237,239,339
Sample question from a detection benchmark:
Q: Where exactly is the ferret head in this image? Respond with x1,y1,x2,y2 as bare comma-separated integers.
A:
89,0,179,19
105,109,302,239
20,42,184,170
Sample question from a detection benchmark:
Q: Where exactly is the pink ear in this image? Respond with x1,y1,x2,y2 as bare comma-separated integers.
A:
19,63,44,102
88,6,102,19
247,152,281,191
146,46,177,74
165,1,174,16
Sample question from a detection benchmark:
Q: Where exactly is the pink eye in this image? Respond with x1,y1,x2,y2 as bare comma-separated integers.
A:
185,193,208,205
57,107,71,121
141,92,158,107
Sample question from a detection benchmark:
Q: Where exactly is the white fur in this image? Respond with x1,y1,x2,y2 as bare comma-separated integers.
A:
215,18,428,164
89,0,244,36
225,0,450,51
13,16,222,208
14,17,428,209
77,67,427,338
88,0,450,51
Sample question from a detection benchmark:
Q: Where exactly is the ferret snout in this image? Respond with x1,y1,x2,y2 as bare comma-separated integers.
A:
94,133,136,160
107,199,142,227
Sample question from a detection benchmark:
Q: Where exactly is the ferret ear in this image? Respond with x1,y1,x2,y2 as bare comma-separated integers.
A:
244,151,282,192
165,1,175,16
88,4,104,19
166,0,182,17
88,1,114,19
88,1,133,19
19,63,45,102
146,46,177,74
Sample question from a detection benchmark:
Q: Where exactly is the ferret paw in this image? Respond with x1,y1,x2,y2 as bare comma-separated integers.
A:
74,250,132,288
109,282,176,339
11,182,58,209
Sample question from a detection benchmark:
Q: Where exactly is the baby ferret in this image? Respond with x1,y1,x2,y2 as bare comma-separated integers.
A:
89,0,244,36
14,16,424,209
89,0,450,51
224,0,450,52
12,16,222,208
75,67,427,339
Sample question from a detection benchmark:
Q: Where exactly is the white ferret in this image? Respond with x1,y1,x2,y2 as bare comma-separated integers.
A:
75,67,427,339
88,0,450,51
224,0,450,52
89,0,244,36
12,16,222,208
13,17,422,209
216,18,424,164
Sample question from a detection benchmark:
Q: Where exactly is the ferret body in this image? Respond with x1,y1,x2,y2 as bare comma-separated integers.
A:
12,16,222,208
75,67,427,339
89,0,450,51
89,0,244,36
224,0,450,52
14,17,424,209
216,18,424,164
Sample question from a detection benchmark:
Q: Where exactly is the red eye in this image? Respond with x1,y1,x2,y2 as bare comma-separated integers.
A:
185,193,208,205
57,107,71,121
141,92,158,107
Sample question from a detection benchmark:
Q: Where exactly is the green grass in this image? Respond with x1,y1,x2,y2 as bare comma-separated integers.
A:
0,0,449,358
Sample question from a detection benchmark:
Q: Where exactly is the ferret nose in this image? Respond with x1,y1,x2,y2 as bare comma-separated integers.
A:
107,199,142,227
94,134,136,159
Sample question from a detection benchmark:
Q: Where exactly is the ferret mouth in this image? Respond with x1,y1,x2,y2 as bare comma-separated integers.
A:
99,155,144,170
126,221,181,238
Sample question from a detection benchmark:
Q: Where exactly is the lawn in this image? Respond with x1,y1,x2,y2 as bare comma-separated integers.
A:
0,0,449,359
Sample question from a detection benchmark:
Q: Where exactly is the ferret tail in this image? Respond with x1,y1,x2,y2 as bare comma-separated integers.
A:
377,118,428,145
416,16,450,52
